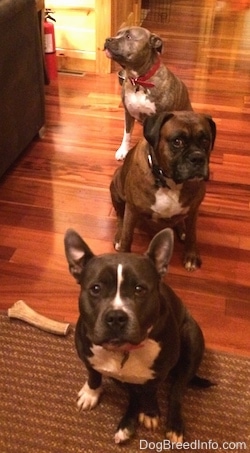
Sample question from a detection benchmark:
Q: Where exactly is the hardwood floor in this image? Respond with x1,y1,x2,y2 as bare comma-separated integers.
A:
0,0,249,356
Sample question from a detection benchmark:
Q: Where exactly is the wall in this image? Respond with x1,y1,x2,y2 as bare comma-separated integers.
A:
45,0,141,73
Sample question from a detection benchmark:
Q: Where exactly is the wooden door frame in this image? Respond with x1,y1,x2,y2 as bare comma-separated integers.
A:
95,0,141,73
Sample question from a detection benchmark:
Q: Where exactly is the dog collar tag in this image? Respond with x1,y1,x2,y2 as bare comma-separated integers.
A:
129,57,161,89
129,77,155,89
147,153,170,189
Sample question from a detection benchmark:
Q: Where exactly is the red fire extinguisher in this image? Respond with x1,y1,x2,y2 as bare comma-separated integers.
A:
44,10,57,80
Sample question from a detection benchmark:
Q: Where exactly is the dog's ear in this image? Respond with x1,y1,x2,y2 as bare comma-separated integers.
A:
205,115,216,150
64,229,94,283
146,228,174,277
143,113,174,150
150,33,163,53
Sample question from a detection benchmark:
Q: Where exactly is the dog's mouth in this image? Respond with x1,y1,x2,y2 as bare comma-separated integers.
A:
103,43,126,63
189,175,206,181
173,165,209,184
104,48,113,59
173,169,209,184
101,339,145,352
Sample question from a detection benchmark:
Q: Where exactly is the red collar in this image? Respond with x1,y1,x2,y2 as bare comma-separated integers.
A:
129,57,161,89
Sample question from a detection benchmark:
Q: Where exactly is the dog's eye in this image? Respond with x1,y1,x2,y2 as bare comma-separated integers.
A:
134,285,147,296
172,138,184,149
89,284,101,296
125,33,132,40
201,137,209,148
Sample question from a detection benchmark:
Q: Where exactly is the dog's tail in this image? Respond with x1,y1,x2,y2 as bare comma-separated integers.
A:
189,375,216,388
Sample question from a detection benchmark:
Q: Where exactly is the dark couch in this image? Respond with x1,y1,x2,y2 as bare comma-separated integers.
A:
0,0,45,179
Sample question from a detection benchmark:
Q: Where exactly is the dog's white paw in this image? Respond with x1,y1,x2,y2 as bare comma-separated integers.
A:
139,412,159,430
166,430,183,443
180,232,186,241
114,428,131,444
77,381,102,411
184,260,197,271
114,241,121,251
184,256,201,271
115,145,129,161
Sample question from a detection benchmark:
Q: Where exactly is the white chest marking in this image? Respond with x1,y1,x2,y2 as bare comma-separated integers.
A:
89,339,161,384
125,90,156,121
151,186,189,219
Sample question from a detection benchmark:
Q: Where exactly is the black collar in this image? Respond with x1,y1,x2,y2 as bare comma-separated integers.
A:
147,149,171,189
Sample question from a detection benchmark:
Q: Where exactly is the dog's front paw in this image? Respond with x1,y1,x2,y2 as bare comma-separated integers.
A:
139,412,159,430
166,430,183,444
114,428,132,444
174,222,186,242
115,145,129,161
114,416,137,444
114,241,121,251
77,381,102,411
183,252,202,271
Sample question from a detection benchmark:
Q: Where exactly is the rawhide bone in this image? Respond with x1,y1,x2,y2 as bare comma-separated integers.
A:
8,300,70,336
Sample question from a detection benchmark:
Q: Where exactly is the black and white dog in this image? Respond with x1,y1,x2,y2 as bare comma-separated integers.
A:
64,228,212,444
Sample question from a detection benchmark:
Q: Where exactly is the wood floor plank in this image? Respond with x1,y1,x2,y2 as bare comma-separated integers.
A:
0,0,249,356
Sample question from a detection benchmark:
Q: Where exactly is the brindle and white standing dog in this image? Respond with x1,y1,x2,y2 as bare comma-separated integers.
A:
104,26,192,160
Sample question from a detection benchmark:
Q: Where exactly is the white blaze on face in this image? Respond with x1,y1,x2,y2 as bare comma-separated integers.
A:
112,263,124,309
89,262,161,385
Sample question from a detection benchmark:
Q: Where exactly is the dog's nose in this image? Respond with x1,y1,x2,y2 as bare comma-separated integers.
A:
188,151,205,166
105,310,128,329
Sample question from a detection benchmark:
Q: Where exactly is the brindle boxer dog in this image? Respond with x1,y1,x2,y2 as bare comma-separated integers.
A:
110,111,216,271
104,26,192,160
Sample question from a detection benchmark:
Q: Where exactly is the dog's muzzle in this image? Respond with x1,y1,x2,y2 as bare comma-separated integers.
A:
105,309,129,334
188,150,206,168
92,307,145,349
104,38,121,59
173,150,209,183
94,308,130,343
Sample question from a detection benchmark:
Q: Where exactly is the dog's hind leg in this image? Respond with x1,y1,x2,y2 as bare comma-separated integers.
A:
166,316,205,442
165,379,186,443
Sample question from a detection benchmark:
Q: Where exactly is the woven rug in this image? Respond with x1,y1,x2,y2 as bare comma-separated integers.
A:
0,314,249,453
